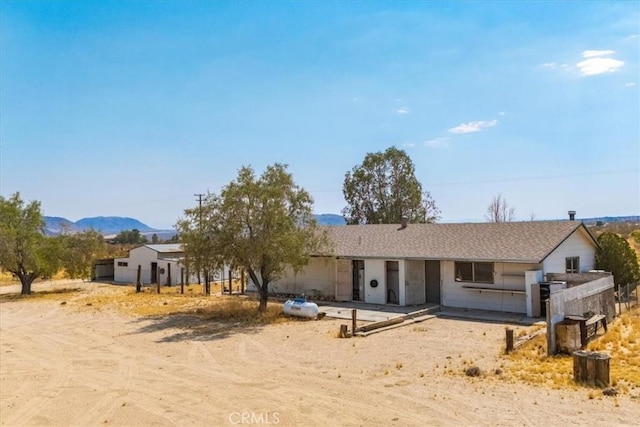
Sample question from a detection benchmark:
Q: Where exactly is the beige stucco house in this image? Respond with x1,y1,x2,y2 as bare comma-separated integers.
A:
258,220,599,315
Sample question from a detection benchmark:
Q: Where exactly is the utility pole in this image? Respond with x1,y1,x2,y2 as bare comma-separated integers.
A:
194,193,205,291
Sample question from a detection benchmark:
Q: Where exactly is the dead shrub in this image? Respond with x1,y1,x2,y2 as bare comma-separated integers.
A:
465,366,482,377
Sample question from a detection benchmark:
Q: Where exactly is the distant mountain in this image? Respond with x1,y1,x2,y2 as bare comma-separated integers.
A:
43,216,79,236
74,216,156,234
315,214,346,225
580,216,639,225
44,216,160,235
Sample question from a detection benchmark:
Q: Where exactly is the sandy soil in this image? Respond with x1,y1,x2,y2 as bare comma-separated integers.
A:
1,283,637,426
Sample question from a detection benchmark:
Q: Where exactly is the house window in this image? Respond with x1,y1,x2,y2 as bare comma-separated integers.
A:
565,257,579,273
117,261,128,267
455,262,494,284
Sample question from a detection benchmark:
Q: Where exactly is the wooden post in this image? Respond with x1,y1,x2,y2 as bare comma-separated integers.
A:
241,270,245,294
546,299,553,356
505,329,514,354
339,324,348,338
180,267,185,294
228,268,233,295
167,263,172,287
156,265,161,294
136,265,142,293
351,309,357,334
573,350,610,387
626,283,630,310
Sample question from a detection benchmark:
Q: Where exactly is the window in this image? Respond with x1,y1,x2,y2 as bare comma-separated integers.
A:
565,257,579,273
117,261,128,267
455,262,494,284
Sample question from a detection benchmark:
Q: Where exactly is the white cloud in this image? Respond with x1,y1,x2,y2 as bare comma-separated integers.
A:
582,50,615,58
498,111,506,116
403,142,416,148
424,137,451,148
448,119,498,134
396,107,410,115
625,82,637,87
577,50,624,76
541,62,557,69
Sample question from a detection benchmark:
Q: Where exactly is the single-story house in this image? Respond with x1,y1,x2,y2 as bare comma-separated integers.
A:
114,244,229,285
261,220,599,315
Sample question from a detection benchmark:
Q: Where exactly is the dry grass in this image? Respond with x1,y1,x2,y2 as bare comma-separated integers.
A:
2,282,286,326
503,307,640,396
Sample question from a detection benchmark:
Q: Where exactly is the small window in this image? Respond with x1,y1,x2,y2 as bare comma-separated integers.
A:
565,257,579,273
455,262,473,282
455,261,494,284
117,261,128,267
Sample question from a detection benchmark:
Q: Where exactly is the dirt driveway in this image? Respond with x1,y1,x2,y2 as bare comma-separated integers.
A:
1,283,637,426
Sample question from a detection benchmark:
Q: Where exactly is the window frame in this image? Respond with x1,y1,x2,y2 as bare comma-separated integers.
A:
565,257,579,274
454,261,494,284
117,261,128,267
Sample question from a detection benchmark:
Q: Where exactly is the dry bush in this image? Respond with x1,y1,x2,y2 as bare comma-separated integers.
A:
504,307,640,394
465,366,482,377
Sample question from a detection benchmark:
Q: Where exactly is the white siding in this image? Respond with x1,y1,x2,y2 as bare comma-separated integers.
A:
542,228,596,274
364,259,386,304
441,261,541,314
269,258,336,297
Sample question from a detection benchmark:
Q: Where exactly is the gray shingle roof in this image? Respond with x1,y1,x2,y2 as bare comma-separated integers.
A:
321,221,596,263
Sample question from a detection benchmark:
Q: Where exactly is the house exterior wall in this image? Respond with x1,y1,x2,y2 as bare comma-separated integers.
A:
269,257,336,297
364,259,386,304
542,228,596,274
441,261,540,313
405,260,426,305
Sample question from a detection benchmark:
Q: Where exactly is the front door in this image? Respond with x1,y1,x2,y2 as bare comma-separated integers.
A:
151,262,158,284
386,261,399,304
352,260,364,301
425,260,441,304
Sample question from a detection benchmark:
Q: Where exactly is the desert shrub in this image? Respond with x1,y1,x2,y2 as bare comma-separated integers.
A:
465,366,482,377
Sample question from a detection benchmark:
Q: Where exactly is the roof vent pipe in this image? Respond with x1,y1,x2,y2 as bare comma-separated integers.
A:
568,210,576,221
401,216,408,229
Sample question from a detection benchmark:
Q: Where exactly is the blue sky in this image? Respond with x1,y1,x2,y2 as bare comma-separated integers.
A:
1,1,638,229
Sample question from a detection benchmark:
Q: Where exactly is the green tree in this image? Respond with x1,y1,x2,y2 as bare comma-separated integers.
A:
596,232,640,292
342,146,440,225
0,193,58,294
178,164,329,311
176,197,220,293
114,229,147,245
59,230,107,280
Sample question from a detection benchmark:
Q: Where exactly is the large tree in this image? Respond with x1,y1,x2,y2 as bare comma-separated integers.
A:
59,230,107,280
176,195,222,293
178,164,328,311
596,232,639,292
0,193,107,294
485,194,516,222
342,146,440,225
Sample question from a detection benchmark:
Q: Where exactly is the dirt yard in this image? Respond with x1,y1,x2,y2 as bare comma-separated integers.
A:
1,282,637,426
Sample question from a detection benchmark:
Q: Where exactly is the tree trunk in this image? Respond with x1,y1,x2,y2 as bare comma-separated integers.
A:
19,273,36,295
258,283,269,312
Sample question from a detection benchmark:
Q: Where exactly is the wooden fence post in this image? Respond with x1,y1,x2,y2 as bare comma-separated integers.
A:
351,309,357,335
229,269,233,295
506,329,514,354
339,324,348,338
136,265,142,293
180,267,184,294
156,265,161,294
241,270,245,294
167,263,172,287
